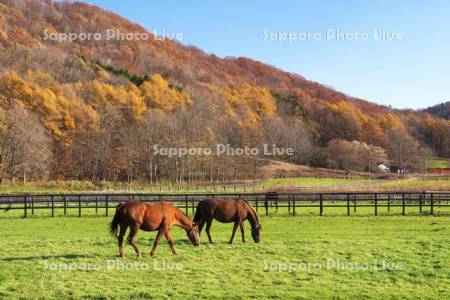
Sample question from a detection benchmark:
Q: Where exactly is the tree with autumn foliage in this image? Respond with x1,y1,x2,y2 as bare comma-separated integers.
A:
0,105,51,184
326,139,387,173
0,0,449,184
140,74,191,111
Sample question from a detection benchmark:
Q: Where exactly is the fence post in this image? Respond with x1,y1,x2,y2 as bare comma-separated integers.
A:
430,193,434,215
374,193,378,216
185,195,188,214
95,197,98,214
64,196,67,216
78,195,82,217
293,195,296,216
346,193,350,216
51,195,54,217
264,197,268,216
31,196,34,215
387,194,391,212
105,195,109,217
319,194,323,216
353,194,357,212
24,196,27,218
419,193,423,213
288,195,291,213
402,193,405,215
256,197,259,212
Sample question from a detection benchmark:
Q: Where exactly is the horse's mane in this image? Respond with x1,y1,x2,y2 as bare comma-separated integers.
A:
174,205,194,225
241,198,260,225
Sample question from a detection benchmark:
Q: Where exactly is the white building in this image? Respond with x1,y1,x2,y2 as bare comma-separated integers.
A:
377,164,390,173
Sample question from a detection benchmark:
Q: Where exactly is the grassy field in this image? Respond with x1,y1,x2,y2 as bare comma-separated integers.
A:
0,177,448,194
0,178,377,194
261,177,375,189
372,178,450,192
0,214,449,299
430,159,450,169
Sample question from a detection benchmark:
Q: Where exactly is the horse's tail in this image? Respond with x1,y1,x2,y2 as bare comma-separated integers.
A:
109,203,125,237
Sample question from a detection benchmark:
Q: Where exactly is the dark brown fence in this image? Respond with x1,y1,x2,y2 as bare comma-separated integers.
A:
0,192,449,218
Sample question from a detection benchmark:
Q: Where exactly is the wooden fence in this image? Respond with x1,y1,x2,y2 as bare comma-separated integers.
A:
0,192,449,218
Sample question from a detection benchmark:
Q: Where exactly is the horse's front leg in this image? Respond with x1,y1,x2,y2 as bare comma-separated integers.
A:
164,230,177,255
198,220,205,236
239,222,245,243
150,228,165,257
229,221,240,244
206,220,214,244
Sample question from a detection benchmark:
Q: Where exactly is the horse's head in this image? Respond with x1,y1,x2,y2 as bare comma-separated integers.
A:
251,224,261,243
187,223,200,246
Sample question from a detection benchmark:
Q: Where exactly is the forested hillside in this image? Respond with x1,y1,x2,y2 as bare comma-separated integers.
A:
0,0,449,183
424,101,450,120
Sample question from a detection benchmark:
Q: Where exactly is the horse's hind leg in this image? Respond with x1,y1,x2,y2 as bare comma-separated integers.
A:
205,220,214,244
229,221,239,244
164,230,177,255
150,228,165,257
127,225,141,258
118,224,127,258
240,222,245,243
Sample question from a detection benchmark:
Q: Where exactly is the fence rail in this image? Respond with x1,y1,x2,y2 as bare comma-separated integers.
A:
0,192,449,218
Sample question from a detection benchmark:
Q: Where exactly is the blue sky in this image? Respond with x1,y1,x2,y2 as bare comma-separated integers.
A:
84,0,450,109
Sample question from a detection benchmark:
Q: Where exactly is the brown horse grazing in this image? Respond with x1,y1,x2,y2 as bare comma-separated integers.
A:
109,200,200,257
193,198,261,244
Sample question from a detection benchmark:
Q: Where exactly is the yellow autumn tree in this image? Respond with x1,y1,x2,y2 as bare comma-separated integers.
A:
0,71,100,143
77,80,146,121
0,72,33,106
236,83,276,118
204,82,276,126
139,74,191,111
379,112,406,133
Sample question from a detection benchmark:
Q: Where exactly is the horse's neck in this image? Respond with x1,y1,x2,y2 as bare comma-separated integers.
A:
175,211,193,230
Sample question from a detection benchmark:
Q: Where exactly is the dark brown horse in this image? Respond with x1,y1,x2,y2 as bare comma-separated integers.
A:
194,198,261,244
109,200,200,257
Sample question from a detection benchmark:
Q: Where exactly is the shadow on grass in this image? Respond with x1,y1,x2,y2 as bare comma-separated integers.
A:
0,254,96,262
